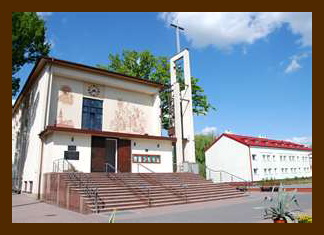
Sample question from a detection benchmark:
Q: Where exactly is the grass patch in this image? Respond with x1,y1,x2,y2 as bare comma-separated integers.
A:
255,177,312,186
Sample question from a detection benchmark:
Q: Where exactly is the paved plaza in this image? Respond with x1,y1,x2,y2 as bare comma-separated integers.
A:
12,191,312,223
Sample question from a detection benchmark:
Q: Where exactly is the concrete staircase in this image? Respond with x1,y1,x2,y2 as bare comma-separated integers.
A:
61,172,247,213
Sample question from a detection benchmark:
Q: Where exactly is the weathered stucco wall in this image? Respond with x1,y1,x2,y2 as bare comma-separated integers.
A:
49,66,161,136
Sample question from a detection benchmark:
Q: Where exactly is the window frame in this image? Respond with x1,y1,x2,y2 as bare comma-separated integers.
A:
81,97,103,131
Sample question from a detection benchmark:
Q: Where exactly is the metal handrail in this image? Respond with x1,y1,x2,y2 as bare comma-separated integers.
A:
206,166,248,183
67,172,105,213
201,165,251,190
104,162,151,205
136,163,188,201
105,162,116,173
52,158,75,172
52,159,103,213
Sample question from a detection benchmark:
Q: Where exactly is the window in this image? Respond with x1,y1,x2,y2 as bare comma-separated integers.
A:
263,155,266,161
82,98,103,130
280,156,283,161
274,168,277,174
267,155,270,161
264,169,267,175
252,154,257,161
132,155,161,164
268,168,272,174
273,155,275,161
253,168,258,174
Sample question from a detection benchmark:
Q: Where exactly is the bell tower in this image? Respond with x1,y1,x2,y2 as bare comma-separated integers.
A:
170,49,196,167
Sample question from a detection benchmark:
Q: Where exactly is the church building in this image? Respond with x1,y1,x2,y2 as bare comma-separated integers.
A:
12,57,177,196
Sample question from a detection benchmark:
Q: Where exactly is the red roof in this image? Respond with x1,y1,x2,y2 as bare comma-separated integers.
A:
206,133,312,151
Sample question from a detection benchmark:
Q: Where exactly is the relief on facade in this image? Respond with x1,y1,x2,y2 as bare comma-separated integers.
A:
58,85,74,105
83,83,103,98
109,100,147,134
56,109,74,128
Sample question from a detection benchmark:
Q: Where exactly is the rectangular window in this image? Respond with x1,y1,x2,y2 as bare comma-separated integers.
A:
252,154,257,160
132,155,161,164
253,168,258,174
82,98,103,130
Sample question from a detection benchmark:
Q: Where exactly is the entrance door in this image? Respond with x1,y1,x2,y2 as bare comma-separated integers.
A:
91,136,117,172
91,136,105,172
118,139,131,172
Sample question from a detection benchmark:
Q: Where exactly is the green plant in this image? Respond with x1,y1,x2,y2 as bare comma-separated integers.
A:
108,209,117,223
296,213,312,223
262,184,301,223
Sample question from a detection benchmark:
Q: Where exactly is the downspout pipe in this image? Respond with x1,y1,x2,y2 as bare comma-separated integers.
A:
37,61,53,199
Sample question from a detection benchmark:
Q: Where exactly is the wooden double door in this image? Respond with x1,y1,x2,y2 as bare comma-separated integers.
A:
91,136,131,172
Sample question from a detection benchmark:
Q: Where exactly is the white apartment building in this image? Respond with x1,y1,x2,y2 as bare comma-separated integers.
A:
205,133,312,182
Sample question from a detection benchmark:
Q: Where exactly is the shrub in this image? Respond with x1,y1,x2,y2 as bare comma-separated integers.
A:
296,213,312,223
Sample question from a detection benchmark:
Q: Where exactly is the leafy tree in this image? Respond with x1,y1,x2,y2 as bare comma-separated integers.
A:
12,12,51,96
195,133,217,178
97,50,215,130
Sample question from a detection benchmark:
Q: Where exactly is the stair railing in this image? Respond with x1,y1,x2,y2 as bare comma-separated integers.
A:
201,165,251,190
52,158,103,213
104,162,151,206
52,158,75,172
137,163,188,202
67,172,103,213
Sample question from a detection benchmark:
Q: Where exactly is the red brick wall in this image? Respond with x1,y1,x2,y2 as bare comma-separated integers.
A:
42,173,91,214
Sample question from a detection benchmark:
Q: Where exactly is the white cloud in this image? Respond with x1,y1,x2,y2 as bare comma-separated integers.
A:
285,58,302,73
159,12,312,50
286,136,312,145
37,12,53,19
284,52,311,73
200,126,217,135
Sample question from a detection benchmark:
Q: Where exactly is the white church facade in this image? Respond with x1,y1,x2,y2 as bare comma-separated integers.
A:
205,133,312,182
12,57,182,196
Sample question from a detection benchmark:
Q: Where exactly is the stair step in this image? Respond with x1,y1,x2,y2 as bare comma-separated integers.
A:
55,172,247,213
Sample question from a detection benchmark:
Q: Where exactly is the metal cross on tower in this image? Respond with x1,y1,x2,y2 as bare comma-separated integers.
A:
169,21,196,171
170,22,184,53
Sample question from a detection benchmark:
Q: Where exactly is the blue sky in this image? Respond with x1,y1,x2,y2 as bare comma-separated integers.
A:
13,12,312,145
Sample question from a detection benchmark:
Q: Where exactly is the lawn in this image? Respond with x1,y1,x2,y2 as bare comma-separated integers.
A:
255,177,312,186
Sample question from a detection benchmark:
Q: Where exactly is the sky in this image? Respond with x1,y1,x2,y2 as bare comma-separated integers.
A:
13,12,312,145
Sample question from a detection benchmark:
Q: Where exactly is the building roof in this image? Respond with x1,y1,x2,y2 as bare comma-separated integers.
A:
205,133,312,151
12,57,166,115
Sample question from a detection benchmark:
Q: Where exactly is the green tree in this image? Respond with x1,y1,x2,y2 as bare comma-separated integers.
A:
195,133,217,178
12,12,51,96
97,50,215,130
